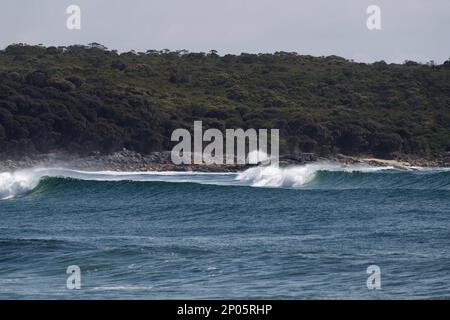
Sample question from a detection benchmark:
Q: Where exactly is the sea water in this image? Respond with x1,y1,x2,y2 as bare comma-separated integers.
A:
0,163,449,299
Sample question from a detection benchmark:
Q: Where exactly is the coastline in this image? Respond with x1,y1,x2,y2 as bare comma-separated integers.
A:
0,149,448,173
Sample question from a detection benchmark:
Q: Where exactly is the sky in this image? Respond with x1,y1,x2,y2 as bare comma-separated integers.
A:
0,0,449,63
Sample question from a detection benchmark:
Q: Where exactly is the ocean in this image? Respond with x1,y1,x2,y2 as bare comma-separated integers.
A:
0,163,449,299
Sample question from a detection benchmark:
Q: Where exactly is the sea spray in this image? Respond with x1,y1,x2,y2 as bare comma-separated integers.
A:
235,165,317,187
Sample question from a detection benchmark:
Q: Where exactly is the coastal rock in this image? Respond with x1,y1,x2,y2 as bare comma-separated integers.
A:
0,150,446,173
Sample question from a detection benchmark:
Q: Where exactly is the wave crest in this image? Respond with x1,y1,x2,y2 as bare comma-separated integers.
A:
0,164,449,199
0,171,41,200
235,163,394,188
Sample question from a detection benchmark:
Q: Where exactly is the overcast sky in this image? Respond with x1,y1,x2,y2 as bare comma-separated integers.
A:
1,0,449,63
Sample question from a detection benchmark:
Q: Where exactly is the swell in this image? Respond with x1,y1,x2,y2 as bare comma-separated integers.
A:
1,165,449,200
313,170,450,190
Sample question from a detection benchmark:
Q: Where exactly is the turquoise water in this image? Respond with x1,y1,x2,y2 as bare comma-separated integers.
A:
0,164,449,299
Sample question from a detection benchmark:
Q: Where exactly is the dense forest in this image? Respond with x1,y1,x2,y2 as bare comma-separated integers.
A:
0,43,449,160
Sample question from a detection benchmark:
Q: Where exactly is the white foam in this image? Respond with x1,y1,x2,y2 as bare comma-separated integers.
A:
235,162,395,188
0,170,41,200
236,165,316,187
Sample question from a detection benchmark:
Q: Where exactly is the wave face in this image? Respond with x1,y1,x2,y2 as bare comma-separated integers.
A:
1,164,450,199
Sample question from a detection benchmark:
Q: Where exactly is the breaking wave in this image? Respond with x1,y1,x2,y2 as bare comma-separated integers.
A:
234,163,394,187
0,163,449,200
0,171,42,200
236,164,450,189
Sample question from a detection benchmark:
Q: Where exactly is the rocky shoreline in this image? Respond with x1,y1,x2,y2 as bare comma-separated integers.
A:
0,149,448,172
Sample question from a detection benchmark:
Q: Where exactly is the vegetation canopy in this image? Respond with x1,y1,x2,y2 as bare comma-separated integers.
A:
0,43,449,160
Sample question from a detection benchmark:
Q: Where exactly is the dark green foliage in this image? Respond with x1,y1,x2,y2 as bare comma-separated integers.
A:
0,43,449,159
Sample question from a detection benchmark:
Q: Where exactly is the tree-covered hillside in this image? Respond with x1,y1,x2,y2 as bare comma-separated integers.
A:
0,43,449,159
